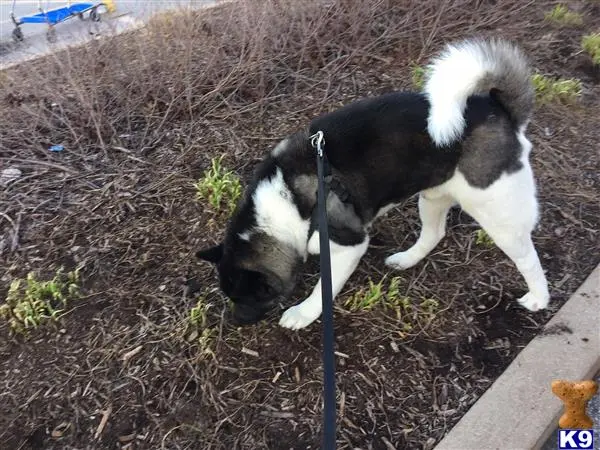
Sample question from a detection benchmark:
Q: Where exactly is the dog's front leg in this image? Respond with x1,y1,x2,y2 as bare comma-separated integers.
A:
279,236,369,330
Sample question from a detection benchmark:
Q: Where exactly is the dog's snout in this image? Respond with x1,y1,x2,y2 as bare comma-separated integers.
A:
232,303,265,326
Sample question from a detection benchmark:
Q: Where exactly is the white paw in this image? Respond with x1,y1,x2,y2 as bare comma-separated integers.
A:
385,250,423,270
518,292,549,312
279,303,322,330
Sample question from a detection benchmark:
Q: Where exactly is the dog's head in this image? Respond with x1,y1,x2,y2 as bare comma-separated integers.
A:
197,138,309,325
197,231,301,326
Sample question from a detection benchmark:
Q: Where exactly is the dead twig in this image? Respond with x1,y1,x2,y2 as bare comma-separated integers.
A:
94,405,112,440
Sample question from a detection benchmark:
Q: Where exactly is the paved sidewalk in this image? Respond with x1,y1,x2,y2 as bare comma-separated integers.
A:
1,0,218,69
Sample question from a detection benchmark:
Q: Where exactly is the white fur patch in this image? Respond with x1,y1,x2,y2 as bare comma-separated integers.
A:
238,231,251,241
425,42,492,146
252,168,309,253
386,133,548,311
307,230,320,255
279,238,369,329
271,138,290,157
375,203,399,219
516,127,533,158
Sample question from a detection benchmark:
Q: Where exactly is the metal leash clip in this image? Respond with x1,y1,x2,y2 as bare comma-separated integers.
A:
310,130,325,157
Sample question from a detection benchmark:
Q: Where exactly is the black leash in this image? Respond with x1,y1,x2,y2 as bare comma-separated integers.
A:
310,130,336,450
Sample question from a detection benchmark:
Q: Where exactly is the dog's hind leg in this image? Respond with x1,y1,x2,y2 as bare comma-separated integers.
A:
385,190,455,270
465,206,549,311
454,168,550,311
279,237,369,330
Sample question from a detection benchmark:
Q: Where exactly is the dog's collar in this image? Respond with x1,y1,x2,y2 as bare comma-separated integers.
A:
307,142,352,238
310,134,350,203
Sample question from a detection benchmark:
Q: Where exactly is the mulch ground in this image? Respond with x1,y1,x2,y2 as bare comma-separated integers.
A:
0,1,598,449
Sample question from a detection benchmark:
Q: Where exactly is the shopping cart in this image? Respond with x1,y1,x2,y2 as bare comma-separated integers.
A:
10,0,116,43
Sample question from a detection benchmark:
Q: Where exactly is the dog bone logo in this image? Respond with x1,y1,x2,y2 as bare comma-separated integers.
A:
551,379,598,429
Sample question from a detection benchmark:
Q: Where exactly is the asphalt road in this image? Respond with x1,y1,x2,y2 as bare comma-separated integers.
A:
0,0,215,68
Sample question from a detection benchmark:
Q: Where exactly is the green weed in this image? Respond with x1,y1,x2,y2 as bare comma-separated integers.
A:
544,4,583,26
531,73,582,104
345,276,407,312
0,268,80,334
187,294,216,359
194,155,242,215
475,229,495,247
411,64,430,90
345,275,442,337
196,328,216,359
345,276,408,322
419,298,439,316
345,278,384,311
189,296,212,329
582,32,600,65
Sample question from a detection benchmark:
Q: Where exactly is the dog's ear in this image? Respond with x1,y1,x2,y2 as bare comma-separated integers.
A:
196,243,223,264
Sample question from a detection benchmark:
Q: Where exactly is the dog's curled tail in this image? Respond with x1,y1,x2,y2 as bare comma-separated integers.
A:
424,38,534,147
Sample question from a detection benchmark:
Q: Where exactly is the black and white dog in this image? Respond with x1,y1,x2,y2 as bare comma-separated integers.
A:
197,38,550,329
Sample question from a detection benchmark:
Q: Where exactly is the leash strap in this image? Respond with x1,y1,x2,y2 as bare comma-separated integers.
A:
310,130,336,449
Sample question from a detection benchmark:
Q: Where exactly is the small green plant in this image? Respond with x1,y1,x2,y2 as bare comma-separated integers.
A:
582,32,600,65
410,64,429,90
475,229,495,247
346,276,412,314
419,298,439,316
0,268,80,334
345,276,442,337
345,278,385,311
196,328,216,359
189,296,212,329
544,4,583,26
187,294,216,359
387,275,401,303
345,277,400,311
194,155,242,215
531,73,582,104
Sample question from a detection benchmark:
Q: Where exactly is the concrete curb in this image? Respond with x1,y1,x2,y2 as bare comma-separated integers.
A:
435,264,600,450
